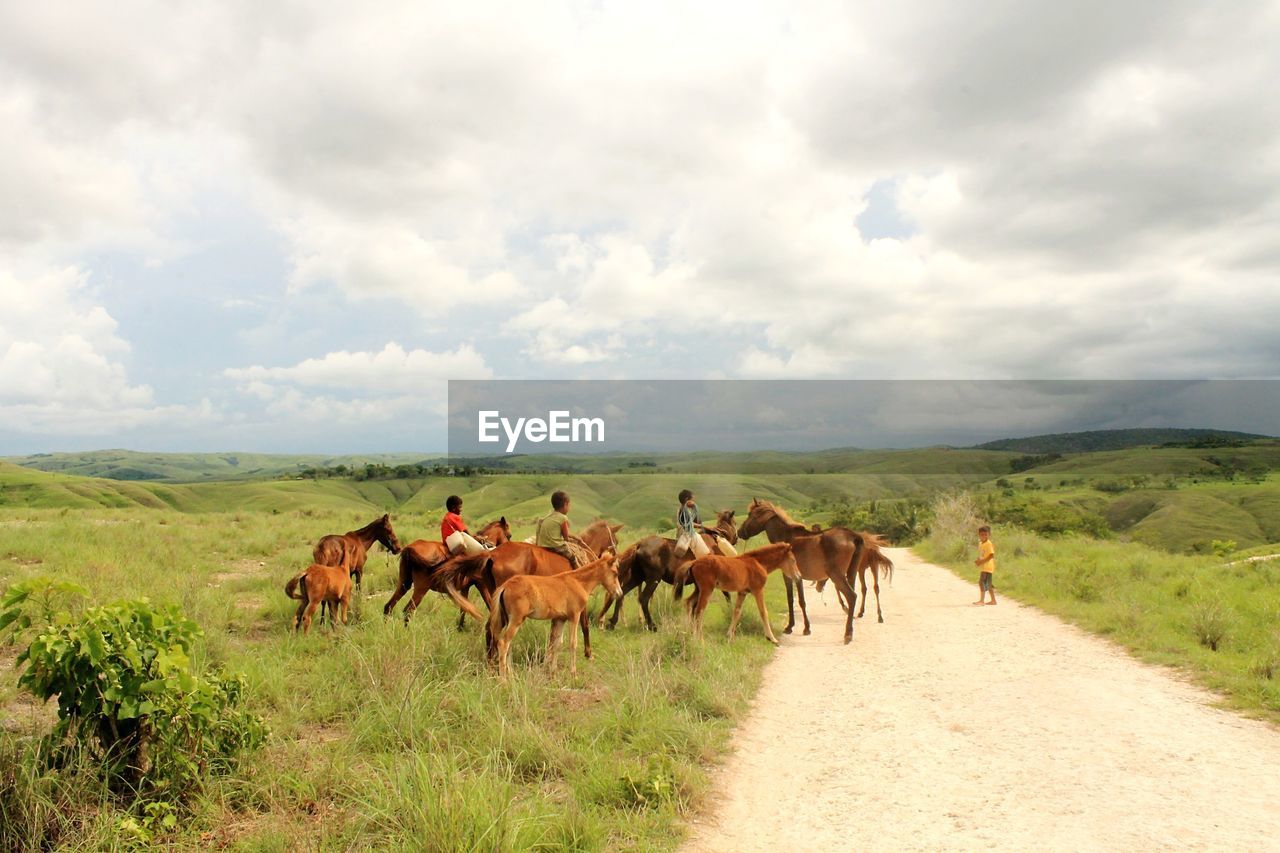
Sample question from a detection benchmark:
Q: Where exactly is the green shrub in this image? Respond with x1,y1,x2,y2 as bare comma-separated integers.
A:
8,593,266,801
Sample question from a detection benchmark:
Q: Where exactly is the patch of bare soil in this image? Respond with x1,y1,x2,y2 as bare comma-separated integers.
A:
683,548,1280,852
209,559,269,587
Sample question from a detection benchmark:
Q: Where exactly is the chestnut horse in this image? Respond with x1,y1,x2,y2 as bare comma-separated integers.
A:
737,499,864,644
383,517,511,624
597,510,739,632
313,513,402,588
814,532,895,622
285,562,354,634
487,552,623,677
687,543,800,645
384,518,621,626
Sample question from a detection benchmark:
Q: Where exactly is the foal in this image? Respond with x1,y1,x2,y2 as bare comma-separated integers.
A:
488,552,623,678
285,562,354,634
687,542,800,645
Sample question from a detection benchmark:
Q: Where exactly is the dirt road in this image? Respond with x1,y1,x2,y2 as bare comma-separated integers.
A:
683,548,1280,852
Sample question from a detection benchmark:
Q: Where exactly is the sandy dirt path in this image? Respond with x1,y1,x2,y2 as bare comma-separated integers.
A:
682,548,1280,852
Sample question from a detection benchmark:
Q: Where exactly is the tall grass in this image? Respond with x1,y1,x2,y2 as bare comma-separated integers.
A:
0,506,784,849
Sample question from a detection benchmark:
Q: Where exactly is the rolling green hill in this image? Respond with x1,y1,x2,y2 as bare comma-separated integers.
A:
6,450,436,482
975,428,1273,454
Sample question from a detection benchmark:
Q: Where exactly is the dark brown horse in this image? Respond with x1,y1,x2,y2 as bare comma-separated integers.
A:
314,513,402,587
597,510,739,632
383,517,511,624
737,499,863,644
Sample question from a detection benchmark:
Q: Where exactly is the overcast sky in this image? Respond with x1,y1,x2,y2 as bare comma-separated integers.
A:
2,2,1278,453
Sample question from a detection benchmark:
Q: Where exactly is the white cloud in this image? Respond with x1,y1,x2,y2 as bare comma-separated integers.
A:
2,0,1279,448
224,342,493,425
0,266,211,433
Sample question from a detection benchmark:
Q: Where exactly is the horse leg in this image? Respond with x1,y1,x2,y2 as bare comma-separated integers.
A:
796,576,811,635
783,577,795,634
498,613,524,679
873,567,884,623
570,612,587,676
638,579,660,632
752,586,780,645
595,591,615,629
301,600,320,635
579,611,592,660
383,574,409,617
727,591,747,641
827,569,858,644
402,579,430,625
340,594,350,627
607,574,640,630
547,619,566,672
857,567,869,619
293,597,307,632
693,583,713,642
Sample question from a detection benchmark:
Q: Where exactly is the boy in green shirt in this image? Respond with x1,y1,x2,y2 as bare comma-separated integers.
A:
535,490,579,568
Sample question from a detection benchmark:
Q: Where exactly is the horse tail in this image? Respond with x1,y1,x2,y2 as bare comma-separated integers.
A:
433,552,489,593
486,587,507,663
873,550,895,585
396,549,416,594
285,572,305,600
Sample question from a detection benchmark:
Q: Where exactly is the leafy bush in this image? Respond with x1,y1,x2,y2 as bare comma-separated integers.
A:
6,590,266,801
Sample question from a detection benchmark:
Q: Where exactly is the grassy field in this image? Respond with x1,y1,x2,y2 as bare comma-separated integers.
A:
0,505,797,850
920,504,1280,723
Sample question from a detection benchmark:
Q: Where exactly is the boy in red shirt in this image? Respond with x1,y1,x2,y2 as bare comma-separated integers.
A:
442,495,487,555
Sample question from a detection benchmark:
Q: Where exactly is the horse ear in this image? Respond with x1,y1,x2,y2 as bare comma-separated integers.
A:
500,516,507,525
728,510,735,519
382,513,389,522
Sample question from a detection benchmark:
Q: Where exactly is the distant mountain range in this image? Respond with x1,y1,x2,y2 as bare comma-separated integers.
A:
972,428,1274,454
6,429,1275,483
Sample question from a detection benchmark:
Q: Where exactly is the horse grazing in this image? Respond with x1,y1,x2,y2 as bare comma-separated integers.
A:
597,509,738,632
383,517,511,624
285,562,354,634
488,552,623,677
313,513,402,588
687,542,800,645
737,499,863,644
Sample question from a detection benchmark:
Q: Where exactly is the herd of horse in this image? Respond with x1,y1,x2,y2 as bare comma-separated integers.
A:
283,500,894,672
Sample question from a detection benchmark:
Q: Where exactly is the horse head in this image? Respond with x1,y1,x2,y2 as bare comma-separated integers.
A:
376,513,402,554
737,502,769,540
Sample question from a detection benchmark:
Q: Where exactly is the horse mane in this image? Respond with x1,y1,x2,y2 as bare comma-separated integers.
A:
751,499,807,531
743,541,792,560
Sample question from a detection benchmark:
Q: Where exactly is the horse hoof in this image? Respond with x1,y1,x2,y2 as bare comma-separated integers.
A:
783,626,793,635
646,624,658,633
878,616,884,624
843,635,853,645
803,628,811,636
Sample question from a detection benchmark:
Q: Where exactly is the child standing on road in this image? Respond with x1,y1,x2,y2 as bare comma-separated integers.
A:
973,525,997,605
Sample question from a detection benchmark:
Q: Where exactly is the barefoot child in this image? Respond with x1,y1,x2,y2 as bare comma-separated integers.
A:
535,490,580,568
973,525,997,605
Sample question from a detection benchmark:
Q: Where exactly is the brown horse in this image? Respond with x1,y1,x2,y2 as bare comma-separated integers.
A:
737,499,863,644
487,552,623,677
597,509,739,632
815,532,895,622
687,542,800,645
383,517,511,624
285,562,354,634
313,513,402,587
